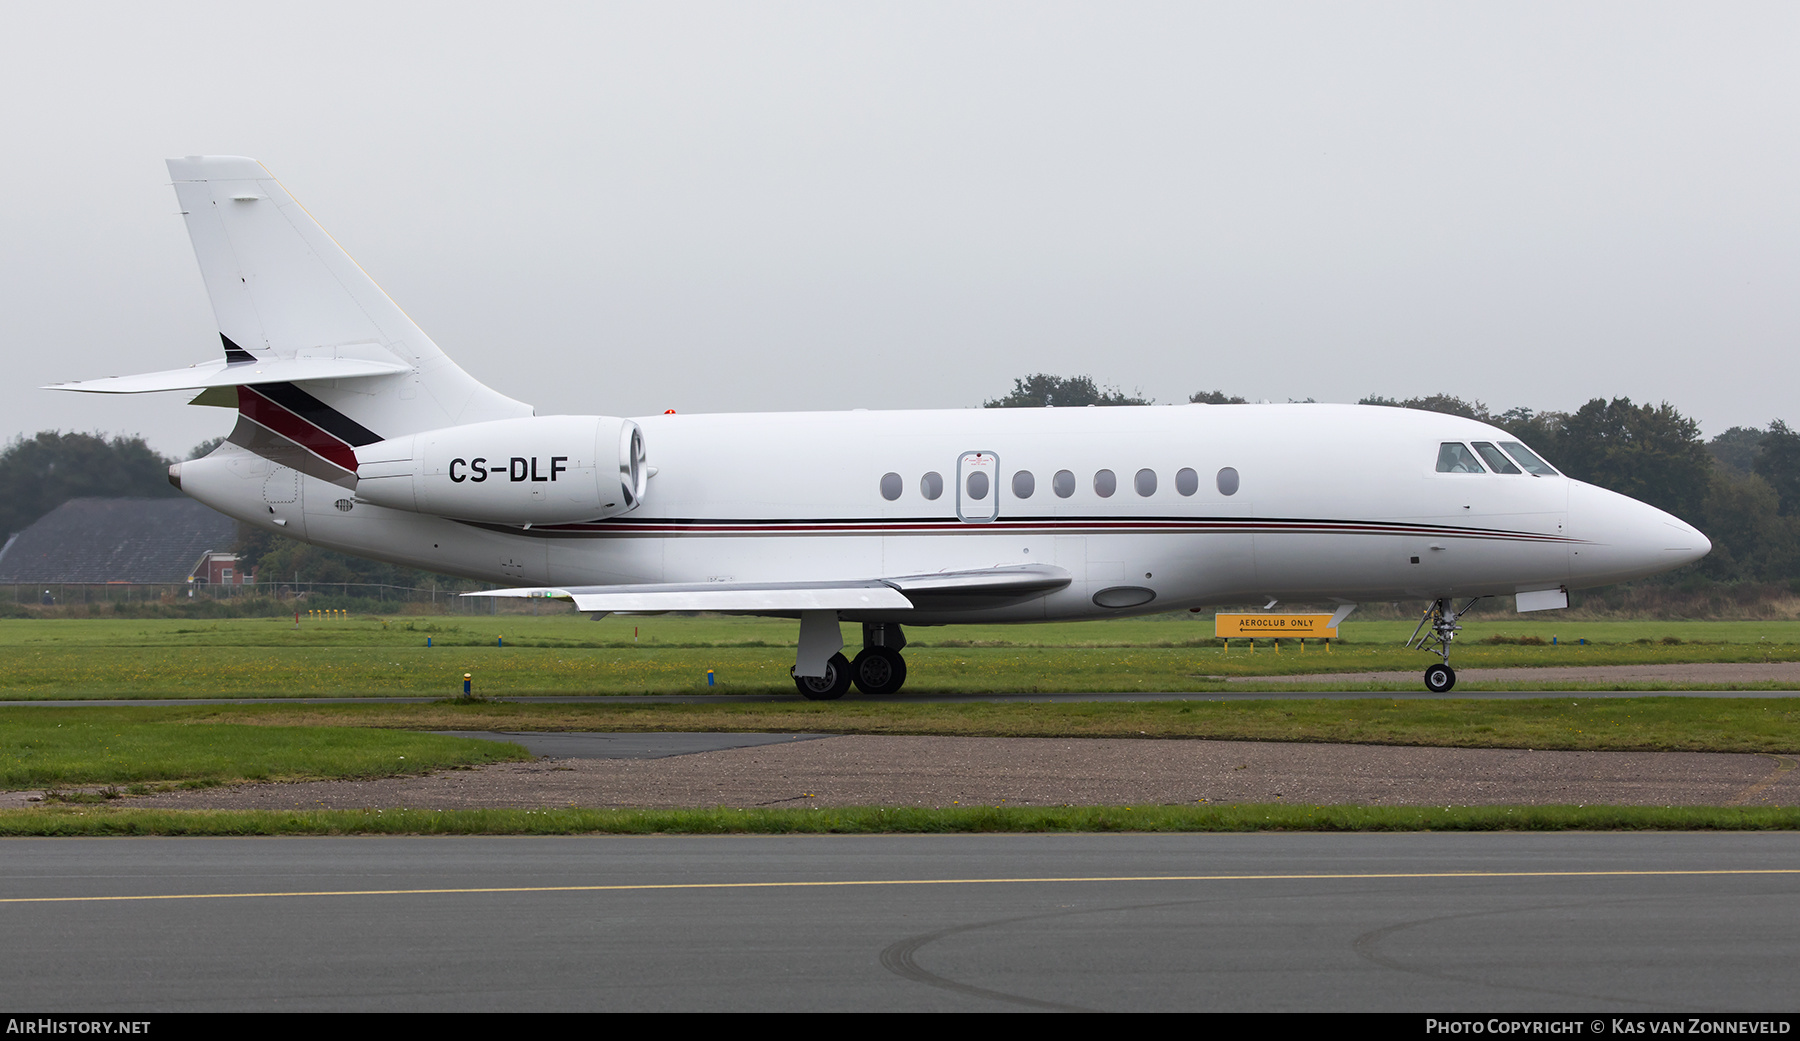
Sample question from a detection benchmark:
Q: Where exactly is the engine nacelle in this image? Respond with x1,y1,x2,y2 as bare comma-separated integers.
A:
353,415,647,524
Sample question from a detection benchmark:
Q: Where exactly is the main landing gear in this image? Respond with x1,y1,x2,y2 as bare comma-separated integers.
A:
1408,597,1483,693
791,618,909,700
793,653,853,700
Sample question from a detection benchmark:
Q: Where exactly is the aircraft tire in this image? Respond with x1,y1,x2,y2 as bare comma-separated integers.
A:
1423,663,1456,693
850,647,907,697
793,653,853,700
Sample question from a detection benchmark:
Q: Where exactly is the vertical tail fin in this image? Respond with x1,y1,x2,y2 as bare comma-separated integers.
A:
167,156,532,453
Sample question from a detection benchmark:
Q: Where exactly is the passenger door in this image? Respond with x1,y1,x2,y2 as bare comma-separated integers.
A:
956,451,999,523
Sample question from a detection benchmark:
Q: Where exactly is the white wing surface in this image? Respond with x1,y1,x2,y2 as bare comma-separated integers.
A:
467,564,1073,613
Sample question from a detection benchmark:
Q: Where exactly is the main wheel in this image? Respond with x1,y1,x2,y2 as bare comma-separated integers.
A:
793,652,853,700
1423,663,1456,693
850,646,907,696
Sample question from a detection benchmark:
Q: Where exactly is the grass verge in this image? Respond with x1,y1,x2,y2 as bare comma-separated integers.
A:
0,719,530,788
5,803,1799,836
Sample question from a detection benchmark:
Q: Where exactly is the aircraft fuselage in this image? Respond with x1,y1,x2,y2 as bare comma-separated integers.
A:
174,400,1705,625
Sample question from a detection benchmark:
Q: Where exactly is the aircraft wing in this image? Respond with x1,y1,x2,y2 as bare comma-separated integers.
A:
883,564,1072,599
468,563,1072,613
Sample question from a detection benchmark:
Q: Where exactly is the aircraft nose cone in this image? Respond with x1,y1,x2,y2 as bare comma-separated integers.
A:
1566,480,1710,586
1680,523,1713,566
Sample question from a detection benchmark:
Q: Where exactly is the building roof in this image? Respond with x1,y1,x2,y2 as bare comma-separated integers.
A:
0,497,239,584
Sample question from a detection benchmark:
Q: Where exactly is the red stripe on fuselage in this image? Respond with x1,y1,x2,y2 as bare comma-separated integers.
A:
236,386,359,472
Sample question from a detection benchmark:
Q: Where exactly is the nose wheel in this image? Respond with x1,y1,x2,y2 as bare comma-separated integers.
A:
1409,597,1481,693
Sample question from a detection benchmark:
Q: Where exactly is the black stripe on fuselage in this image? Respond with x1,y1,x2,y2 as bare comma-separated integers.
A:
253,381,383,447
462,515,1581,543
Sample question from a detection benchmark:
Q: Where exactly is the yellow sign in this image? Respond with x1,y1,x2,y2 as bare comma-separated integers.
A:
1215,614,1337,638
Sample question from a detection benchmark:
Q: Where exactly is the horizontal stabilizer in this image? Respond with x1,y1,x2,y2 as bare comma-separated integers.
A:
466,564,1072,614
46,354,411,394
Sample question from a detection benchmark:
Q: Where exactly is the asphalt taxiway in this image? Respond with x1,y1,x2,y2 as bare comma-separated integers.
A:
5,833,1798,1012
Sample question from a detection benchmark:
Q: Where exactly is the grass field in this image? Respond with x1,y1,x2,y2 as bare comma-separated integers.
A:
2,614,1797,834
3,615,1799,698
0,711,529,789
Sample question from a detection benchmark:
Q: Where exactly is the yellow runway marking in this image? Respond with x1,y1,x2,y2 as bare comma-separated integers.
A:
4,868,1799,905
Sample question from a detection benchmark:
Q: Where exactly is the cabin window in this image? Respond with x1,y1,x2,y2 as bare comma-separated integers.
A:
966,470,990,500
1176,467,1199,496
1499,441,1559,476
1012,471,1035,499
1134,468,1157,496
1093,469,1117,497
921,472,944,500
1471,442,1520,474
1216,467,1240,496
880,472,903,500
1435,443,1485,473
1053,470,1076,498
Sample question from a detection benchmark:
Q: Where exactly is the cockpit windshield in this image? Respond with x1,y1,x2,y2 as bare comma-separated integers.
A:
1498,441,1559,476
1436,443,1485,473
1471,442,1521,474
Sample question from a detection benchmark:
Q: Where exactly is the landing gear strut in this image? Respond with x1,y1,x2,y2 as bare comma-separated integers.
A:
1408,597,1482,693
791,611,852,699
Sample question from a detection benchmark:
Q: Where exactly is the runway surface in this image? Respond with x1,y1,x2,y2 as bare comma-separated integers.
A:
5,833,1798,1012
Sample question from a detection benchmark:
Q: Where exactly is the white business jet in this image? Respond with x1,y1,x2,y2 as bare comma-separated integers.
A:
50,157,1712,696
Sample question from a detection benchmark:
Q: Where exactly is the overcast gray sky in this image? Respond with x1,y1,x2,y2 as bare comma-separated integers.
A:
4,2,1796,457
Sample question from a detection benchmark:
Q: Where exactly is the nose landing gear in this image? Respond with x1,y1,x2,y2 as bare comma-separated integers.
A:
1409,597,1482,693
